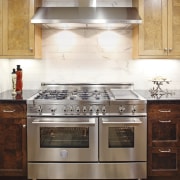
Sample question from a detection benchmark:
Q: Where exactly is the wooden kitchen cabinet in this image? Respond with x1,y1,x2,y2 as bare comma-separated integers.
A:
0,101,27,176
133,0,180,59
0,0,41,59
0,0,2,55
147,101,180,177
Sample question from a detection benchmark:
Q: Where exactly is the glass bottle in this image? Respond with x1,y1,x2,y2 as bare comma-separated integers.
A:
11,68,17,95
16,65,23,93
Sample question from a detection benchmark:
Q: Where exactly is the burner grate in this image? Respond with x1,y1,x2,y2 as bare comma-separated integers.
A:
35,90,68,100
35,89,110,101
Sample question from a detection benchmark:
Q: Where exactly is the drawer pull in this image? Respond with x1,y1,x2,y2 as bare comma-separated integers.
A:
159,120,172,123
3,109,16,113
159,149,171,153
158,109,171,113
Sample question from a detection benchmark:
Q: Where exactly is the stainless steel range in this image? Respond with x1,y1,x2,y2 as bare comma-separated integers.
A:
27,83,147,180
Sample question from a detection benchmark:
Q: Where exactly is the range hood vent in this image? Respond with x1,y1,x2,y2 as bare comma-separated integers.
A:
31,0,142,29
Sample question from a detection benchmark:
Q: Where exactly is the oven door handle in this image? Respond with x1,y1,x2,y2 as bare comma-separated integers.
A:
31,119,96,126
101,119,142,126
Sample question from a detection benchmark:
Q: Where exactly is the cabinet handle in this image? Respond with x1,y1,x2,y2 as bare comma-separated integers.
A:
159,120,172,123
158,109,171,113
3,109,16,113
159,149,171,153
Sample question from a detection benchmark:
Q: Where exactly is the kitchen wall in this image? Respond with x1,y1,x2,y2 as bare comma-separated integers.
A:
0,0,180,92
0,59,10,92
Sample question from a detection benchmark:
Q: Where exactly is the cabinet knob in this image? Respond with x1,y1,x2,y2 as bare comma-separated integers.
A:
164,48,168,52
22,124,26,128
29,48,33,51
169,48,172,52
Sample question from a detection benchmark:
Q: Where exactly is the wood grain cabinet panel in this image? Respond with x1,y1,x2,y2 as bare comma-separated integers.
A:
148,103,180,119
148,147,180,176
147,102,180,177
0,0,41,59
134,0,180,59
0,0,2,55
0,103,26,118
0,102,27,176
3,0,34,56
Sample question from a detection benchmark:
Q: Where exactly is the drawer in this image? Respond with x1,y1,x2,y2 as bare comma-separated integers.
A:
0,102,26,118
148,147,180,176
148,117,180,147
148,103,180,119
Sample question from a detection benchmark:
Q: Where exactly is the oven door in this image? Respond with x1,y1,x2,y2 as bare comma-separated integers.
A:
27,117,98,162
99,117,147,161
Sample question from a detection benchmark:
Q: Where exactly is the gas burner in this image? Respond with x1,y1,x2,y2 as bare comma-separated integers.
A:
77,90,109,100
35,89,110,101
71,90,93,100
35,90,68,100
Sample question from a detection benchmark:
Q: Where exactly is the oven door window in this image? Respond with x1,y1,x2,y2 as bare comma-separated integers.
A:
40,127,89,148
108,127,134,148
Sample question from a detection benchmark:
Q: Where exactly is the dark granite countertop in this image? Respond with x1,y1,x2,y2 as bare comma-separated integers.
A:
0,89,180,102
135,89,180,102
0,90,38,102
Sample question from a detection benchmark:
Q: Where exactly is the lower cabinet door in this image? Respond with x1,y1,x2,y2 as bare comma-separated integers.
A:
0,118,27,176
148,147,180,176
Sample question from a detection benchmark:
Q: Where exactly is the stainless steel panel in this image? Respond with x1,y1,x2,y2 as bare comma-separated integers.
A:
31,7,142,24
27,117,98,162
111,89,141,100
99,117,147,161
27,103,146,117
28,162,147,179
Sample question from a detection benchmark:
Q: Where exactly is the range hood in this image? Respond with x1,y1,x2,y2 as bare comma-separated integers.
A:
31,0,142,29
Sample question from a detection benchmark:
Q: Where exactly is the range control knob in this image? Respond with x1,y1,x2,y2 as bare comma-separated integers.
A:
69,106,74,113
119,106,125,113
132,106,136,113
63,106,67,113
51,108,56,115
96,107,100,114
76,106,80,113
37,105,42,114
89,106,93,113
83,106,87,113
102,106,106,114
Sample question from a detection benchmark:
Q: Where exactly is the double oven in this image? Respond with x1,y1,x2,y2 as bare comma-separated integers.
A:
27,83,147,180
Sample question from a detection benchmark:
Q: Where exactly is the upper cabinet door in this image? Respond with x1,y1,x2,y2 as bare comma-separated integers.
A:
2,0,35,56
134,0,180,59
138,0,168,57
0,0,2,55
168,0,180,57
